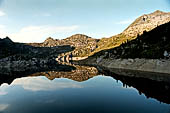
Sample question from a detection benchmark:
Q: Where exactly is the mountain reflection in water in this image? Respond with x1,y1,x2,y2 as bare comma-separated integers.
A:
0,65,170,113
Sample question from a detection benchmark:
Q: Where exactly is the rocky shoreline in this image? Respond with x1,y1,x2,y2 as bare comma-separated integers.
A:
97,58,170,74
0,57,76,76
76,58,170,82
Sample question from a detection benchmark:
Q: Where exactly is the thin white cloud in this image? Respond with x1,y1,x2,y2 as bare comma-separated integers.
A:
0,10,5,16
8,25,79,43
12,76,83,91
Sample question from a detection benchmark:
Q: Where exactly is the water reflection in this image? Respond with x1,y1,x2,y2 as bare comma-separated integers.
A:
0,75,170,113
0,63,76,85
0,65,170,113
12,77,83,91
99,68,170,104
29,65,98,82
0,104,9,112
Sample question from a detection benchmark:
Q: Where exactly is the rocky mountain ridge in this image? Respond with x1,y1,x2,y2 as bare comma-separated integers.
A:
84,20,170,61
123,10,170,37
29,34,99,57
0,10,169,60
27,10,170,58
93,10,170,54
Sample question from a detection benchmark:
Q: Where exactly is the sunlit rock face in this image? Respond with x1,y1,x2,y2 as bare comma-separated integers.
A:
30,34,99,57
123,10,170,37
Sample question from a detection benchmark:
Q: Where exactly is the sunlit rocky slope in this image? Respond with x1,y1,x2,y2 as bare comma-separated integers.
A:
41,10,170,58
0,10,170,61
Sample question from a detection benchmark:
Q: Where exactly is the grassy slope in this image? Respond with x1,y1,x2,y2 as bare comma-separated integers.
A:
91,34,134,56
88,22,170,59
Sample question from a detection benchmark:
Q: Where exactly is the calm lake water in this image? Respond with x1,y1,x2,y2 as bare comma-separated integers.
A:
0,74,169,113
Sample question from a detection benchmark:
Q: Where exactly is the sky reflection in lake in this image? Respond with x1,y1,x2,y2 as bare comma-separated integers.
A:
0,75,169,113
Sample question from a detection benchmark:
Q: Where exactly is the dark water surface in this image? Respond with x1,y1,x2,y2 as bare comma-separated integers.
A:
0,74,170,113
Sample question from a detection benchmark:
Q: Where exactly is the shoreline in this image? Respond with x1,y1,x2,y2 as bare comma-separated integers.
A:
78,58,170,74
76,58,170,82
97,58,170,74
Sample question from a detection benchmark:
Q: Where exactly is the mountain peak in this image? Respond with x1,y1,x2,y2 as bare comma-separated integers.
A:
44,37,55,41
0,36,14,45
153,10,164,14
68,34,92,39
42,37,59,47
123,10,170,37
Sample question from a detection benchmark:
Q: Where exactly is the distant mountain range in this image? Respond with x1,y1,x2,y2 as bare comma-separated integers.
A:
0,37,74,59
37,10,170,58
0,10,170,60
29,34,99,57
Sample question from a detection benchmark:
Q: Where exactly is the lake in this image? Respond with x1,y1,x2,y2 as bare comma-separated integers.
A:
0,65,170,113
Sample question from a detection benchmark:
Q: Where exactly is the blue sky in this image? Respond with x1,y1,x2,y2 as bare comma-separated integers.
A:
0,0,170,42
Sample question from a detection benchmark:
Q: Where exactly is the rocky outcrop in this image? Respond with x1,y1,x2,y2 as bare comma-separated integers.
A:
58,34,99,57
42,37,60,47
30,34,99,57
123,10,170,37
